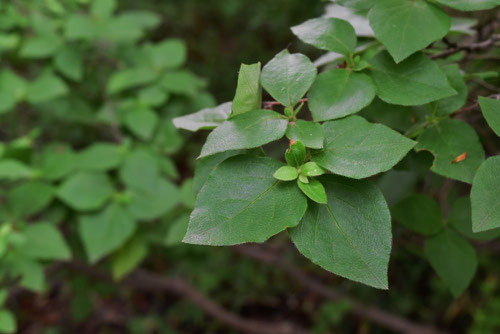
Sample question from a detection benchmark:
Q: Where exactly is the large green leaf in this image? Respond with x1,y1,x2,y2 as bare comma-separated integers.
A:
231,62,262,115
199,110,287,158
173,102,232,132
479,97,500,136
285,120,324,149
471,156,500,232
291,18,356,56
183,155,307,245
192,150,243,194
261,50,316,107
435,0,500,11
308,69,376,121
360,98,415,132
57,172,114,211
312,116,416,179
0,159,33,180
449,197,500,240
425,228,477,297
369,0,450,63
79,203,136,263
430,64,467,116
392,195,443,236
77,143,122,171
7,182,54,218
289,175,391,289
18,223,71,261
368,51,457,106
415,119,484,183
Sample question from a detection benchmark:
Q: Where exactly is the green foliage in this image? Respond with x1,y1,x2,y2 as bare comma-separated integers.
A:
471,156,500,232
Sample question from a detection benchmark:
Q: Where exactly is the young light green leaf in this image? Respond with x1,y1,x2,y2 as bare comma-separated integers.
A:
199,110,287,158
0,159,33,180
0,309,16,334
449,197,500,240
7,182,54,218
479,97,500,136
301,162,325,177
54,48,83,81
57,172,114,211
289,175,391,289
425,228,477,297
183,155,307,245
18,222,71,261
434,0,500,11
107,67,157,95
297,178,327,204
392,195,443,236
79,203,136,263
286,120,324,149
471,156,500,232
291,18,356,56
273,166,298,181
124,107,158,140
369,0,450,63
415,119,484,183
26,72,68,104
430,64,467,116
173,102,232,132
261,50,316,107
368,51,457,106
232,62,262,116
308,69,376,121
77,143,122,171
313,116,416,179
111,236,147,280
285,141,307,167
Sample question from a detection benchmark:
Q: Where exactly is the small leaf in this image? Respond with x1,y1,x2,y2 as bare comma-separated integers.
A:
7,182,54,218
54,48,83,81
425,228,477,297
20,36,61,59
301,162,325,177
273,166,298,181
77,143,122,171
164,214,190,246
291,18,356,56
479,97,500,137
285,120,324,149
0,159,33,180
199,110,287,158
297,178,327,204
0,309,16,334
173,102,232,132
26,72,68,104
161,70,206,96
147,39,186,70
18,222,71,261
119,148,159,191
431,64,467,116
107,67,157,95
285,141,307,167
298,174,309,184
368,51,457,106
308,69,376,121
261,50,316,107
392,195,443,236
434,0,499,11
183,155,307,245
449,197,500,241
91,0,117,18
124,107,158,140
471,156,500,232
232,62,262,115
57,172,114,211
126,178,179,221
111,236,147,280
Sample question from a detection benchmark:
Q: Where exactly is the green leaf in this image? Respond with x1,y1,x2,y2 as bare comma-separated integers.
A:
91,0,117,18
79,204,136,263
360,98,415,132
148,39,186,70
286,120,324,149
164,214,190,246
57,172,114,211
434,0,500,11
0,309,16,334
0,70,27,113
26,72,68,103
301,162,325,177
368,51,457,106
19,36,61,58
431,64,467,116
313,116,416,179
232,62,262,115
183,155,307,245
274,166,298,181
415,119,484,183
193,150,244,194
37,144,76,180
54,48,83,81
392,195,443,236
77,143,122,171
297,178,327,204
471,156,500,233
479,97,500,136
368,0,450,63
124,107,158,140
65,15,98,40
126,178,179,221
449,197,500,240
289,175,391,289
0,159,33,180
12,259,45,292
337,0,378,10
261,50,316,107
18,222,71,260
119,11,160,30
160,70,206,96
291,18,356,56
308,69,376,121
425,228,477,297
7,182,54,218
199,110,287,158
107,67,157,95
173,102,232,132
179,179,196,209
119,149,159,192
285,141,307,167
138,86,168,107
111,236,147,280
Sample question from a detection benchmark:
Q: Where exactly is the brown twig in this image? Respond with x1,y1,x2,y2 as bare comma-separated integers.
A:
430,34,500,59
235,244,448,334
66,261,305,334
263,98,308,109
451,93,500,117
